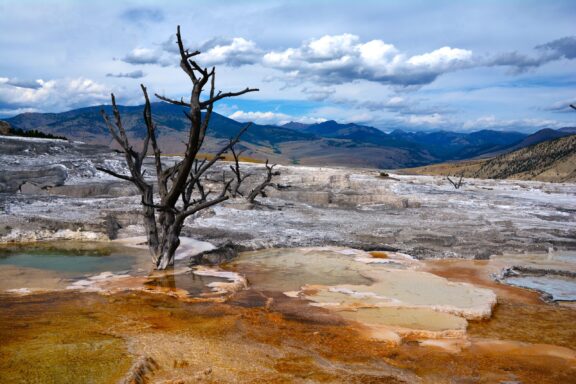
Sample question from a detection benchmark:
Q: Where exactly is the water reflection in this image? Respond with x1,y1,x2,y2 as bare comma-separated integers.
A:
145,268,224,296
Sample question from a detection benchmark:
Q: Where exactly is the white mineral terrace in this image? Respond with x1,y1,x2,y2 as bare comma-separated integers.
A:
231,247,497,342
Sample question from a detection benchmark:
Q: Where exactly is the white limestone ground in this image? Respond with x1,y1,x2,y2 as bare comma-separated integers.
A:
2,140,575,260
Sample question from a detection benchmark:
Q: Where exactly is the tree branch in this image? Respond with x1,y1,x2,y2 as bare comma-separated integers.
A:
96,166,135,182
247,160,280,203
200,87,259,108
154,94,191,107
180,195,229,219
176,25,198,83
195,123,252,181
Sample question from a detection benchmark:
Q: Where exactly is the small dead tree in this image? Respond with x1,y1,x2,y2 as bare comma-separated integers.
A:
97,25,268,270
228,149,281,202
229,146,251,197
247,161,280,203
447,172,464,189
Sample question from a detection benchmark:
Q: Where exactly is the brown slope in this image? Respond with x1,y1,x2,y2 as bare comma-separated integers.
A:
402,135,576,183
474,134,576,182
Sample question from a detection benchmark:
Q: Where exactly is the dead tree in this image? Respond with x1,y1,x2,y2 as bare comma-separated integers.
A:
227,148,281,202
247,161,280,203
229,146,251,197
447,172,464,189
97,25,262,270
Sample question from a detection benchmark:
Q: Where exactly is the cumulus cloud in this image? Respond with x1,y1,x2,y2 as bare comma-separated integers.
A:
228,110,326,126
122,32,576,88
262,34,576,86
198,37,262,67
122,47,172,66
106,70,146,79
123,35,261,68
0,77,110,115
262,34,474,86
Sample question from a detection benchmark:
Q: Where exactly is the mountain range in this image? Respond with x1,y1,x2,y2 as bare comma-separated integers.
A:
4,102,575,169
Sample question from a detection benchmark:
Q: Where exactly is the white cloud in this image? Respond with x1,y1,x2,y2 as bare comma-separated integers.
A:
123,35,262,69
200,37,261,67
262,34,576,88
406,113,447,126
228,110,326,126
122,47,172,66
307,34,359,59
121,31,576,93
407,47,473,69
262,34,475,86
0,77,110,113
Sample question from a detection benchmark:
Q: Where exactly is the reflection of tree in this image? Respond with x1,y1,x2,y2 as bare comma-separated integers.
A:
147,271,177,291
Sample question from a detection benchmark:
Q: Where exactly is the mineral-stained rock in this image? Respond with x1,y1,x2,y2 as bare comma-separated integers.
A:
0,165,68,193
189,242,239,265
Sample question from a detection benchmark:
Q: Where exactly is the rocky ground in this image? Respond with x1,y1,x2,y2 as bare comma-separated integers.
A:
1,135,575,260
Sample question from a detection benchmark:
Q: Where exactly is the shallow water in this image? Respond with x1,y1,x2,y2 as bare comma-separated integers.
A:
0,242,228,296
232,247,373,291
504,275,576,301
231,247,495,339
0,242,149,292
144,269,225,296
0,242,139,273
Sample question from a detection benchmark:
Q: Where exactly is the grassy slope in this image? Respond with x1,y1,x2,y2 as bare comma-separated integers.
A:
402,135,576,183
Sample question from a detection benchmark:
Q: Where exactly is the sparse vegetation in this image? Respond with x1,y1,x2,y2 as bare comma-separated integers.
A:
447,172,465,189
1,125,68,141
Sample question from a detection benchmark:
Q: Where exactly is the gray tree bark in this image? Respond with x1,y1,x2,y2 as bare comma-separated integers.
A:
97,25,265,270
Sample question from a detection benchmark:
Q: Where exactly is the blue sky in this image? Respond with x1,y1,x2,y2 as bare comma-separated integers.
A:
0,0,575,132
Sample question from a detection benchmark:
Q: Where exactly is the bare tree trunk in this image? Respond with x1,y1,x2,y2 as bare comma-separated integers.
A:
157,219,183,270
98,25,267,270
154,211,184,269
142,186,160,263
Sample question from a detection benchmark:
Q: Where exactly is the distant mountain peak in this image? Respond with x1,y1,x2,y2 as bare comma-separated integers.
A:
282,121,311,131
